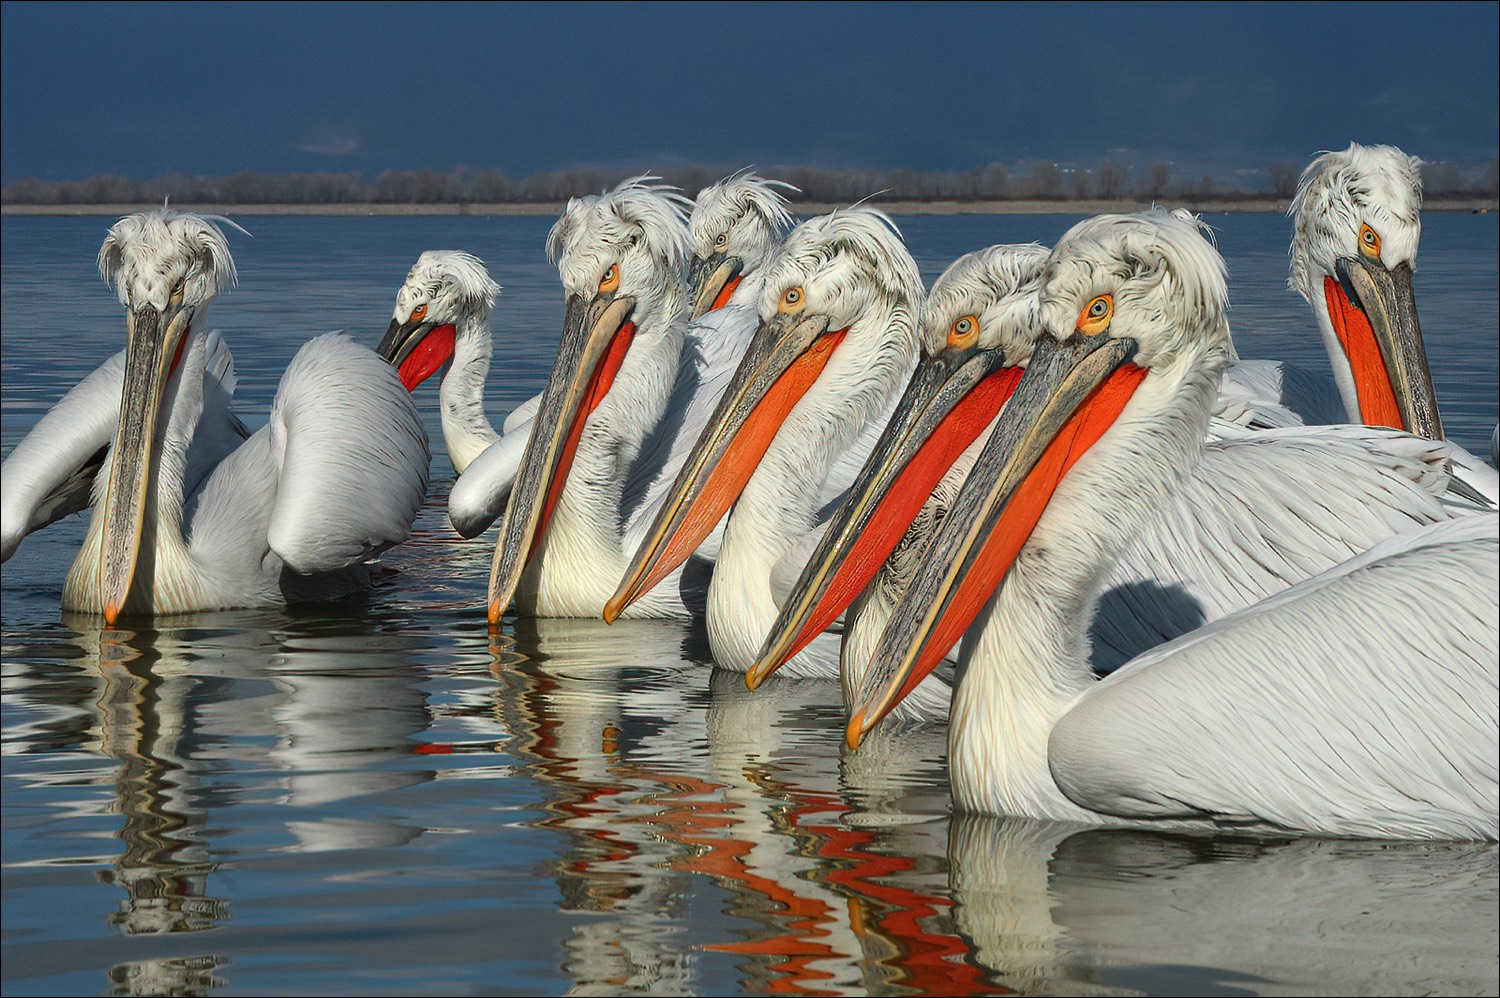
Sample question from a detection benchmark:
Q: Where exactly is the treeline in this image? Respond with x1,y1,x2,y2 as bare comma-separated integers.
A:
5,157,1498,206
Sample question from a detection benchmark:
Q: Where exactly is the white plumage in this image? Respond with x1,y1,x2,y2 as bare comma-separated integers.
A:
482,177,764,621
1,209,429,620
761,239,1470,719
848,209,1498,839
606,207,922,680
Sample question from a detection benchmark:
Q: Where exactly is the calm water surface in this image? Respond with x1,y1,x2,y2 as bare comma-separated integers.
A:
2,213,1497,996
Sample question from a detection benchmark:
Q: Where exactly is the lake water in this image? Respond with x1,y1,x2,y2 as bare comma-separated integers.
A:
2,212,1496,997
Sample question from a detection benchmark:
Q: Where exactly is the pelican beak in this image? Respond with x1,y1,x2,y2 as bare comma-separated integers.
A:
99,298,196,623
745,344,1023,690
1326,259,1443,440
688,252,744,319
845,330,1146,748
603,309,847,622
487,292,637,623
377,315,456,392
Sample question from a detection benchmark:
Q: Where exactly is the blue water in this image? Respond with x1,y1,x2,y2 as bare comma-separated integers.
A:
2,211,1497,996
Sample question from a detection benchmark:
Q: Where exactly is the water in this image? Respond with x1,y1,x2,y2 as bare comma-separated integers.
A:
2,212,1496,997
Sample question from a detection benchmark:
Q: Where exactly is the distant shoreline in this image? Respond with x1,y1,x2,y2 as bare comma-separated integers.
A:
5,198,1496,217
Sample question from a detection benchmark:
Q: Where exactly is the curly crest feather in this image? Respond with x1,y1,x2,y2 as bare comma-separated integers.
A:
97,209,239,312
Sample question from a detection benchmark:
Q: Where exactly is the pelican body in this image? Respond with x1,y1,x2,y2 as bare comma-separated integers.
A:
1,210,429,622
837,211,1497,838
749,237,1467,716
1279,143,1495,500
606,207,922,680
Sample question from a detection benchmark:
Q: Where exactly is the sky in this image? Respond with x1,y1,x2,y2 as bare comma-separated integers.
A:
3,1,1497,187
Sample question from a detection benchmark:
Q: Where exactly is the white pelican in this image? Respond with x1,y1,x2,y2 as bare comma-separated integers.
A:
685,170,798,319
749,239,1467,706
483,177,754,621
0,209,429,622
844,210,1498,838
1230,142,1497,499
442,174,790,546
374,250,537,535
604,207,922,680
375,250,529,474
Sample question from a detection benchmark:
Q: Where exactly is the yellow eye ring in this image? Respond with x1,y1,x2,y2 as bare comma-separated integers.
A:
947,314,980,349
599,264,621,293
1077,294,1113,335
1358,223,1382,259
410,303,428,322
714,232,729,249
778,286,806,314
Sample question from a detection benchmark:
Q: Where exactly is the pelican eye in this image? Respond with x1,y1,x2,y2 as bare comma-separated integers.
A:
947,314,980,348
1077,294,1114,335
714,232,729,250
170,277,186,302
599,263,620,294
410,303,428,322
778,286,806,314
1358,223,1382,260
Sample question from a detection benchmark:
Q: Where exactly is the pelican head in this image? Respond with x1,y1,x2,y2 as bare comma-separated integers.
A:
605,206,923,623
687,170,798,318
1288,143,1441,438
378,250,500,391
747,243,1049,688
93,209,239,622
841,210,1231,744
487,177,694,622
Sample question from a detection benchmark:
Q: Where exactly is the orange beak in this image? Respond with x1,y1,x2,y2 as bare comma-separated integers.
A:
746,344,1023,690
846,331,1147,747
604,310,848,623
1324,258,1443,441
487,292,637,624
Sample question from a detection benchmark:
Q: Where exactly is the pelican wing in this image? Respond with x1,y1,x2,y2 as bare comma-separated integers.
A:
1052,514,1500,840
502,393,541,435
1,332,244,562
259,333,430,573
448,426,530,538
1089,424,1456,672
1215,358,1346,430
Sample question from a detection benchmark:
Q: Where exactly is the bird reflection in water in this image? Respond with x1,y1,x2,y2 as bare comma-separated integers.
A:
69,623,231,997
85,625,227,937
479,617,998,995
948,817,1498,995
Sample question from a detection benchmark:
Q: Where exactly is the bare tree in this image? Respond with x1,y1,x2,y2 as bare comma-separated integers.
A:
1097,158,1128,198
1268,163,1300,198
1026,161,1062,198
1147,161,1171,199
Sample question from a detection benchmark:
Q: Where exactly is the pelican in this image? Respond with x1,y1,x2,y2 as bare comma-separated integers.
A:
482,176,760,621
440,174,790,546
376,250,530,474
842,210,1497,838
750,237,1466,707
0,209,429,622
1231,143,1496,499
374,251,536,534
686,170,798,319
604,207,921,680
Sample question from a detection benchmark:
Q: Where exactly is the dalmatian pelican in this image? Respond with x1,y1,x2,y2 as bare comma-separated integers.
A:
1228,142,1496,500
482,176,755,621
604,207,921,679
843,210,1497,838
748,238,1467,711
374,250,538,535
448,173,790,568
0,209,429,622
